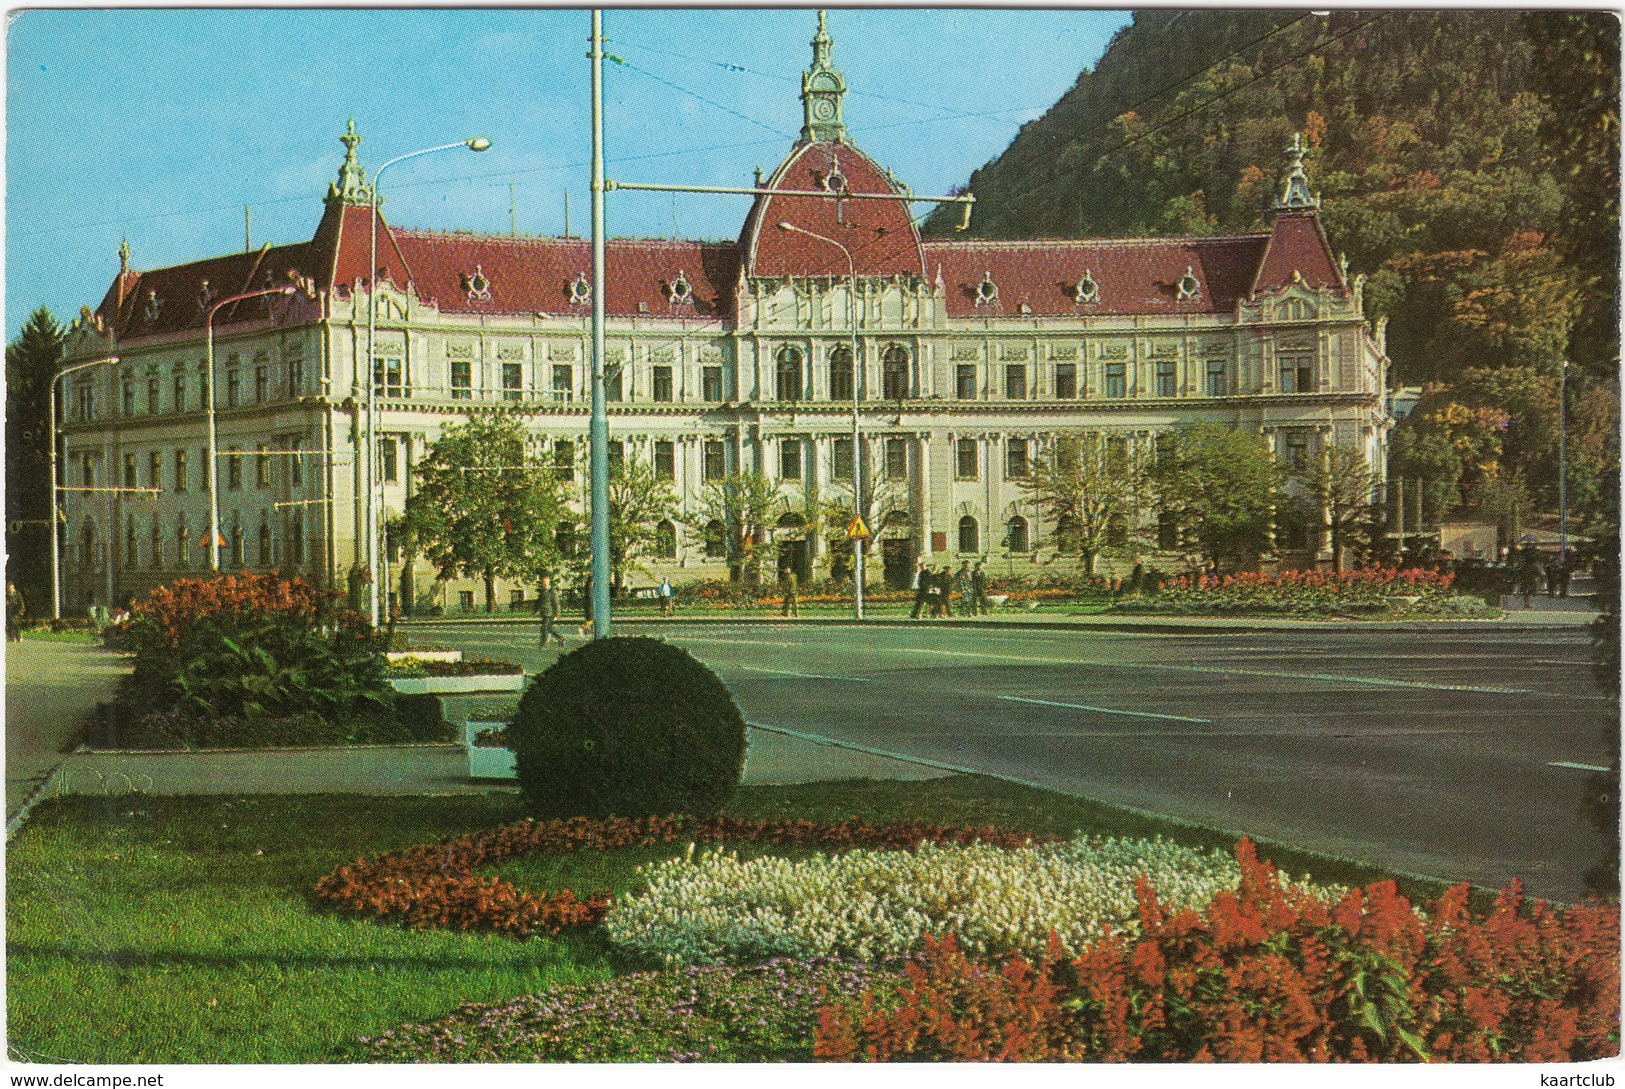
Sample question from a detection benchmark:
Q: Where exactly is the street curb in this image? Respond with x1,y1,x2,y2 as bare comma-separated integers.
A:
744,720,1529,905
6,764,65,841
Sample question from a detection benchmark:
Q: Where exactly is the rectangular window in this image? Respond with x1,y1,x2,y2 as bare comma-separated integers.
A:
551,364,573,401
702,440,726,482
605,365,624,402
122,382,135,417
174,449,188,493
652,365,673,403
654,440,675,480
779,438,803,481
227,449,243,490
830,354,854,402
380,437,398,483
1206,359,1227,397
126,519,138,569
607,440,624,466
288,515,305,566
200,446,211,489
552,439,575,480
956,363,978,400
287,355,304,398
174,372,187,413
458,590,474,611
1104,361,1126,399
258,523,272,566
702,366,724,402
288,438,304,487
885,437,908,481
255,366,269,403
1156,359,1178,397
1005,437,1030,480
450,360,473,399
226,370,241,407
147,377,160,414
374,357,405,398
832,437,854,482
1054,363,1077,399
1004,364,1026,400
1106,435,1128,474
75,382,94,421
956,437,979,481
256,443,271,488
149,451,162,489
1284,431,1310,471
123,454,137,489
502,362,523,401
231,524,245,568
1279,354,1313,394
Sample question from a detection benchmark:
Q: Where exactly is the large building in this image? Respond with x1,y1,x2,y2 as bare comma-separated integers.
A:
58,13,1389,613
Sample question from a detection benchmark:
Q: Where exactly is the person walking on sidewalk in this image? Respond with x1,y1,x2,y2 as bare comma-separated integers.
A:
780,566,801,617
952,561,973,618
658,577,675,616
537,575,565,647
909,560,931,620
970,561,990,616
6,583,24,642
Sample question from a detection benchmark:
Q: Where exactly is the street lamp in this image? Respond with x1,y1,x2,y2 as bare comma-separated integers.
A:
48,355,119,619
207,286,298,572
1559,360,1570,565
366,135,491,626
777,221,865,621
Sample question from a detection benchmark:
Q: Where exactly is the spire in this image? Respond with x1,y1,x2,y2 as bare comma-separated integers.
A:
326,119,374,207
800,10,847,143
118,238,131,276
1275,132,1320,211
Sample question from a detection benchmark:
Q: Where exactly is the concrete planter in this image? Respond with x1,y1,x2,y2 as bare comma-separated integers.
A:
465,721,518,779
388,673,526,696
385,649,464,664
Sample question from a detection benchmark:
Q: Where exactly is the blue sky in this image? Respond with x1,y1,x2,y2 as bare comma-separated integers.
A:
5,7,1132,338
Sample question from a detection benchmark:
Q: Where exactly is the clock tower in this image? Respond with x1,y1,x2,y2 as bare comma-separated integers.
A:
800,10,847,144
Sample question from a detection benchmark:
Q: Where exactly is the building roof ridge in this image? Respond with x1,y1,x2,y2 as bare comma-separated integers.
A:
924,233,1273,248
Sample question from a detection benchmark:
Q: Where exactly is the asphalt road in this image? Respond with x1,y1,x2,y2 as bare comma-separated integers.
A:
417,619,1616,903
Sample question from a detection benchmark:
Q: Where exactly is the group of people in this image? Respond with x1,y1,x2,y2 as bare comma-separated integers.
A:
909,559,991,620
1427,546,1585,609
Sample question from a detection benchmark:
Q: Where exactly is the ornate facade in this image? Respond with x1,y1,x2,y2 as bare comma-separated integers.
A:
58,14,1389,612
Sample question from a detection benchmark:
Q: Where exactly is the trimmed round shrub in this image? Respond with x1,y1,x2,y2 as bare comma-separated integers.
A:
509,636,746,819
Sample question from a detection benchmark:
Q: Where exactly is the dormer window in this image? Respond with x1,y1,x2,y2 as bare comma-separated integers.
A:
822,168,847,194
975,272,999,307
669,271,693,306
463,266,492,302
144,291,162,323
1176,266,1202,301
568,273,591,306
1074,271,1099,305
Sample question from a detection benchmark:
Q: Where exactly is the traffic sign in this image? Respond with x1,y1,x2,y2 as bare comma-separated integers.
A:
846,516,870,540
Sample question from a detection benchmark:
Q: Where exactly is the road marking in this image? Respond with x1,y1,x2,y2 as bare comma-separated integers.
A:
738,665,870,682
1548,761,1611,773
996,695,1211,723
666,636,801,649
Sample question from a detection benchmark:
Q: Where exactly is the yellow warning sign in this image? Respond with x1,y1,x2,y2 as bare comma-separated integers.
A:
845,516,871,540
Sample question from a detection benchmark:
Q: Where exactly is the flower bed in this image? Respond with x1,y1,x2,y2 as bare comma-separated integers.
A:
814,841,1621,1063
384,648,463,664
313,815,1052,939
386,656,522,677
352,957,891,1063
1128,567,1477,617
604,836,1344,966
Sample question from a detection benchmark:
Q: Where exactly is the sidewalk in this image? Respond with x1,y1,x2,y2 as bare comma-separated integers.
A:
5,638,126,822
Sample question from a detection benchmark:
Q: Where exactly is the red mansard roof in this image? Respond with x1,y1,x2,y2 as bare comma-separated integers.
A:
1250,210,1345,295
96,241,317,340
740,140,925,280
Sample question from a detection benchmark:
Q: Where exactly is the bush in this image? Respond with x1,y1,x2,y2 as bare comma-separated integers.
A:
82,706,451,749
605,836,1344,967
815,840,1621,1063
509,637,746,820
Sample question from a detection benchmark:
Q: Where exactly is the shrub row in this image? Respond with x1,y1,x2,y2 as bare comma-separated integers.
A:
1137,567,1468,616
605,836,1344,967
313,815,1054,939
814,841,1621,1063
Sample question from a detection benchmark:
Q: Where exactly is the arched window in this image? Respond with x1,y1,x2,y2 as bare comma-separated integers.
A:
776,347,804,402
150,518,164,571
776,512,807,532
81,521,98,568
230,519,245,568
176,518,191,569
829,345,854,401
259,521,273,567
882,344,909,400
1005,515,1030,553
655,519,677,559
704,519,727,559
288,513,305,567
958,515,979,554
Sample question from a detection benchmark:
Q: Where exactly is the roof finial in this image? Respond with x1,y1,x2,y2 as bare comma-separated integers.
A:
118,237,131,276
327,118,373,207
1275,131,1320,211
800,10,847,144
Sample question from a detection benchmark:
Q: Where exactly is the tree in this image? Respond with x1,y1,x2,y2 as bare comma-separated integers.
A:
817,461,906,585
592,455,678,594
400,413,568,612
1150,423,1281,570
694,472,784,584
6,308,63,611
1020,432,1150,574
1289,445,1378,571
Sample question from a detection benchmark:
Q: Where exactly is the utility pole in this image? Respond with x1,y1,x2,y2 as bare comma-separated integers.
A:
509,181,518,238
589,10,612,638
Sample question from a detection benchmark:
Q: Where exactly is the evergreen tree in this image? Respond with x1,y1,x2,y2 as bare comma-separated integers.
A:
6,308,64,612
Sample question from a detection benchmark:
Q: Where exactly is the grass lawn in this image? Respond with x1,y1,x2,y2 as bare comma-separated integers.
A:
8,776,1469,1064
18,627,97,643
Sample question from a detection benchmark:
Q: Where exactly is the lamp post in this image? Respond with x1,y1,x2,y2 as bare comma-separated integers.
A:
777,221,865,620
1559,360,1570,565
48,355,119,619
207,286,297,573
366,135,491,626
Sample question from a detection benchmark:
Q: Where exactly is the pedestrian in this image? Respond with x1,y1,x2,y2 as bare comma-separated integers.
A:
658,577,675,616
538,575,565,647
926,566,945,619
970,561,990,616
1516,548,1543,609
1558,553,1574,599
909,559,931,620
953,560,972,617
1545,555,1562,596
780,565,800,618
1128,555,1145,595
578,575,595,637
6,582,24,642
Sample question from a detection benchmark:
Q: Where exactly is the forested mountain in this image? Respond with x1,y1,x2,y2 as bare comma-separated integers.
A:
925,10,1619,524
